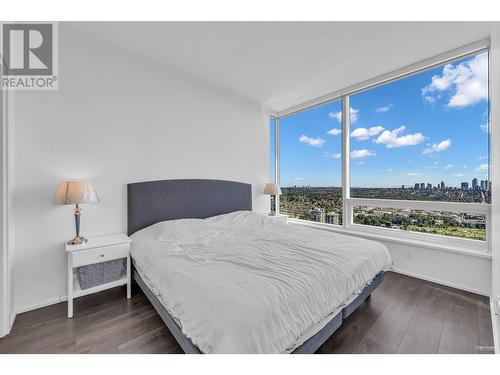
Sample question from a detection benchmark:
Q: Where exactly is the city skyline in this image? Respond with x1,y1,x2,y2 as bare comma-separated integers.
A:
282,178,491,191
283,177,490,190
278,52,489,188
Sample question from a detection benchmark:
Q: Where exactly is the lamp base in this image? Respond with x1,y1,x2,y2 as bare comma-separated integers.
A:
67,236,88,245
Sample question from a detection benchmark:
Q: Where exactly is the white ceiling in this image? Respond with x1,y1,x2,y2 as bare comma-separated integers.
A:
68,22,495,112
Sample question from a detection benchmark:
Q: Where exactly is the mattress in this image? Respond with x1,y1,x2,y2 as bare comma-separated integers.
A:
130,211,392,353
134,263,374,353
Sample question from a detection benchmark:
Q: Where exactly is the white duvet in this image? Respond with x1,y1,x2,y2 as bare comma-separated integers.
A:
131,211,392,354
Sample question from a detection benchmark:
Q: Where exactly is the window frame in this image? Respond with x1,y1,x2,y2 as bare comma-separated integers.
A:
273,39,491,253
270,115,280,214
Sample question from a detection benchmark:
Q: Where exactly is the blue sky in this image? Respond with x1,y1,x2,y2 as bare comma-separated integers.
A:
276,52,489,188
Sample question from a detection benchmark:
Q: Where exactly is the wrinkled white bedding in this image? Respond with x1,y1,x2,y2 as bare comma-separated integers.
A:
131,211,392,353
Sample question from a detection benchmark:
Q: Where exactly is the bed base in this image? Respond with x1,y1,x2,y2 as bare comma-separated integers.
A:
342,272,384,319
133,269,384,354
291,312,342,354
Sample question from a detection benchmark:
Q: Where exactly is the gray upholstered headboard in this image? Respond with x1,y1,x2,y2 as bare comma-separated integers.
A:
127,179,252,235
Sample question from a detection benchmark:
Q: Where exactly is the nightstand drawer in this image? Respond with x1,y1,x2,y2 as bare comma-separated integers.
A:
72,243,130,267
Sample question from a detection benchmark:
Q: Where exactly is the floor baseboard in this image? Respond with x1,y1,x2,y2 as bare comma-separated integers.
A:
15,296,67,316
391,267,489,296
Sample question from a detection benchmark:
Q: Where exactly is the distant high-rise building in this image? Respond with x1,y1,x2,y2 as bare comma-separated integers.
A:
310,207,325,223
440,181,445,190
481,180,487,191
420,183,425,190
472,178,478,191
427,183,432,190
461,182,469,190
414,183,419,189
401,185,405,189
325,212,339,225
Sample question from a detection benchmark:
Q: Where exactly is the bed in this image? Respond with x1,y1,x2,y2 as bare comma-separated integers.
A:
127,179,392,354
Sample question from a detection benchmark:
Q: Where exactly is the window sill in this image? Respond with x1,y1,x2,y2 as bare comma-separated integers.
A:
288,218,492,259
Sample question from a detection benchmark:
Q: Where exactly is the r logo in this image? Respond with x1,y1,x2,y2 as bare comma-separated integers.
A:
2,23,53,75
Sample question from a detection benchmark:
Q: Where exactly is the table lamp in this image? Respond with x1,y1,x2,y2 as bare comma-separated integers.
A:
263,182,282,216
54,181,99,245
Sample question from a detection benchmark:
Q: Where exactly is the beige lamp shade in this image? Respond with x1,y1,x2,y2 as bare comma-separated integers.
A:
263,183,282,195
54,181,99,205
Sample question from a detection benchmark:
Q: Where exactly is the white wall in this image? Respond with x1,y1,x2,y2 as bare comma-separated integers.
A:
387,242,491,295
0,86,15,337
0,80,6,336
11,24,269,313
491,24,500,347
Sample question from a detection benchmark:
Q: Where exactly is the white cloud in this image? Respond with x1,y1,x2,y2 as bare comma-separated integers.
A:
480,122,490,133
293,177,305,181
357,161,364,165
453,173,465,177
477,155,488,160
323,151,341,159
299,134,325,147
328,107,359,123
327,128,342,136
375,104,393,113
375,126,425,148
351,149,376,159
423,95,436,104
425,161,441,169
475,163,489,172
442,163,454,170
422,53,488,108
387,168,393,172
422,139,451,155
351,126,384,140
406,172,422,176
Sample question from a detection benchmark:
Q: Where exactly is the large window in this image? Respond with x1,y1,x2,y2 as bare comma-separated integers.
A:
273,46,491,249
350,52,490,205
348,51,489,242
279,99,343,225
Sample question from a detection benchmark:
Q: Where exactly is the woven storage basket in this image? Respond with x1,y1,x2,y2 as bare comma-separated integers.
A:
77,258,125,290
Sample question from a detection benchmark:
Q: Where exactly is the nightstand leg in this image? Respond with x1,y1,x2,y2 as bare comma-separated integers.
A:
126,255,131,299
68,260,73,318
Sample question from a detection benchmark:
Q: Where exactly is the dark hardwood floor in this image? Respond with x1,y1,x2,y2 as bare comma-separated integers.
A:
0,272,494,354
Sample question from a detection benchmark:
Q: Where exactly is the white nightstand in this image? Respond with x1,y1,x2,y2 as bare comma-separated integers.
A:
66,233,131,318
